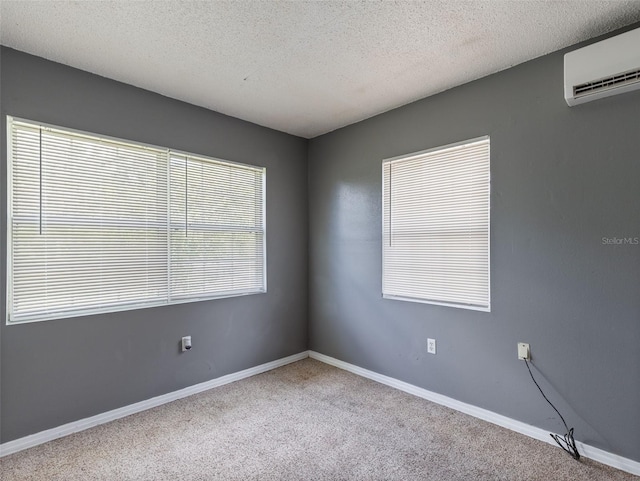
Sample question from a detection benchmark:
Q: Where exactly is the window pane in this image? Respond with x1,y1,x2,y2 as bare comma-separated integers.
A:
8,118,266,323
382,137,490,310
9,119,168,322
169,153,265,301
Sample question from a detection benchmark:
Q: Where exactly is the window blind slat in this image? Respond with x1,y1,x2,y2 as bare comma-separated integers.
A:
382,137,490,311
8,118,266,323
169,153,265,301
10,121,168,323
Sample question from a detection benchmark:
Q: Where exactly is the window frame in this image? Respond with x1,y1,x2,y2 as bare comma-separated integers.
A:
166,151,267,304
381,136,491,312
6,116,267,325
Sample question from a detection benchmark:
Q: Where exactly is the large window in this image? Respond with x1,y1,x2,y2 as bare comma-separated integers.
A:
382,137,490,311
7,117,266,324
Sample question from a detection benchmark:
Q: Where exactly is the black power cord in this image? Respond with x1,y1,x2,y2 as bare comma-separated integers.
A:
524,359,580,460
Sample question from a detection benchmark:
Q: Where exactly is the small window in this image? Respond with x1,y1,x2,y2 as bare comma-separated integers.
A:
7,117,266,323
382,137,490,311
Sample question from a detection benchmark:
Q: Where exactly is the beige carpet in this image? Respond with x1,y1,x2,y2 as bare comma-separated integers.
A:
1,358,637,480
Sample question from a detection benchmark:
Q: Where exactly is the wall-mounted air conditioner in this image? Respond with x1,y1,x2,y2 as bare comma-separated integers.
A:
564,27,640,106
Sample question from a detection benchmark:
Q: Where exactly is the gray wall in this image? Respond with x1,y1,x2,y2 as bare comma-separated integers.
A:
0,47,308,443
308,36,640,461
2,28,640,464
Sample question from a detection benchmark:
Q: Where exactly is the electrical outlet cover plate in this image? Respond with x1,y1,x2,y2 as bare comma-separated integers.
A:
517,342,530,360
182,336,192,352
427,338,436,354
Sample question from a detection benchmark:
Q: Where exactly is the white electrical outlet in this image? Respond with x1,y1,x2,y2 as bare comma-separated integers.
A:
427,338,436,354
517,342,530,360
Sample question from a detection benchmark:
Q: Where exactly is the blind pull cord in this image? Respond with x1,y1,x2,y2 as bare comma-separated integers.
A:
39,128,43,235
185,156,188,237
389,166,392,247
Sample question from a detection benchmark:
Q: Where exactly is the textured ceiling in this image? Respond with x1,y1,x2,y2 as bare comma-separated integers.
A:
1,1,640,138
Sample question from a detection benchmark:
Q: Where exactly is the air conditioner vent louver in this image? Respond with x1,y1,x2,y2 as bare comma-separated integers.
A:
564,27,640,106
573,68,640,98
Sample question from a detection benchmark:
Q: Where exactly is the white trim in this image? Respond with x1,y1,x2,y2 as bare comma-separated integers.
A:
262,166,267,294
6,117,15,323
308,351,640,476
382,294,491,312
6,115,267,325
3,349,638,476
0,351,309,457
383,135,490,164
381,136,490,312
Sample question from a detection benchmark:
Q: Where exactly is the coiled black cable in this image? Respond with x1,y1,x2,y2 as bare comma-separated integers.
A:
524,359,580,460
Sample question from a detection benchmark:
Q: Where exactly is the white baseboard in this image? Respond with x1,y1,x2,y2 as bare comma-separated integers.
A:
308,350,640,477
0,351,309,457
3,349,639,476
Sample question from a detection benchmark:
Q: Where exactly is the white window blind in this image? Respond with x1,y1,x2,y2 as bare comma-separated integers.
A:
169,153,265,300
7,117,266,324
382,137,490,311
